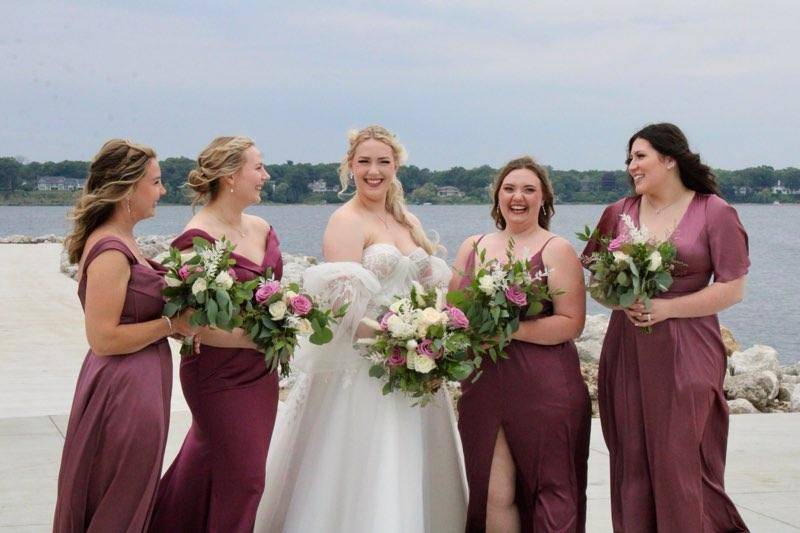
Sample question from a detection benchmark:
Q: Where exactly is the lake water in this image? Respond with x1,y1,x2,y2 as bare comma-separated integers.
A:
2,203,798,363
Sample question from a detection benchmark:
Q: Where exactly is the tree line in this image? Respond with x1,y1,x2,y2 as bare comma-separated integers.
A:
1,156,799,205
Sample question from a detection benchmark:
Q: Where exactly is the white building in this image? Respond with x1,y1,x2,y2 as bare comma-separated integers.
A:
308,179,336,193
436,185,465,198
37,176,85,191
771,180,800,195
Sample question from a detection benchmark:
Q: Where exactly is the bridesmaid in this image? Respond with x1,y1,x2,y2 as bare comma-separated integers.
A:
53,139,196,532
450,156,591,533
582,123,750,531
150,136,282,532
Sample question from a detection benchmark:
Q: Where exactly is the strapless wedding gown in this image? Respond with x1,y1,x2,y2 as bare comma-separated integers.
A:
254,244,468,532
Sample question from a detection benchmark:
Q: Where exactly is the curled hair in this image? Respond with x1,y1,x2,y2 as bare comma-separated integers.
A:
627,123,719,195
64,139,156,264
339,125,439,255
187,136,255,205
490,156,555,230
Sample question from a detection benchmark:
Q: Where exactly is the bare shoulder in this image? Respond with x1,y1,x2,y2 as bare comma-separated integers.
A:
244,213,271,234
542,234,580,264
183,209,209,234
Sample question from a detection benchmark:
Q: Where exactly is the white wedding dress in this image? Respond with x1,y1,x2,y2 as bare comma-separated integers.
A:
254,243,468,532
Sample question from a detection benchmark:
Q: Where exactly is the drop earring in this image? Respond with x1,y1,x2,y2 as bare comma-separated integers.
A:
126,198,132,216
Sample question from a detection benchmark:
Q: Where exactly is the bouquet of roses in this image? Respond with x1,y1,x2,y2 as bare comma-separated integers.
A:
577,213,678,332
241,268,346,377
162,237,257,355
446,238,558,367
358,281,477,406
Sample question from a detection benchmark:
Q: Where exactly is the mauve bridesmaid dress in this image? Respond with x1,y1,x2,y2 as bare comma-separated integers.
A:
457,236,591,533
582,193,750,532
149,227,282,533
53,237,172,532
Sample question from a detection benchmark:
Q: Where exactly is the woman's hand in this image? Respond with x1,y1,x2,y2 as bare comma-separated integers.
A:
624,299,673,328
171,308,199,337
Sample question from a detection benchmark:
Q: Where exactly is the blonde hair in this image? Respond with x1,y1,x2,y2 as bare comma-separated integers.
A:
338,125,438,255
186,136,255,204
64,139,156,264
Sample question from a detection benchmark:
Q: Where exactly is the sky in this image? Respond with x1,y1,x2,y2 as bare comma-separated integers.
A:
1,0,798,170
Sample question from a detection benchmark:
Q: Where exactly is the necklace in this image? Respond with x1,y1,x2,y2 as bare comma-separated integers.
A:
646,195,682,215
209,210,246,238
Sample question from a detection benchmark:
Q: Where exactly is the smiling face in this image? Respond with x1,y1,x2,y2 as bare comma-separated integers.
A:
231,145,269,205
497,168,543,230
129,158,165,220
350,138,397,204
627,137,674,195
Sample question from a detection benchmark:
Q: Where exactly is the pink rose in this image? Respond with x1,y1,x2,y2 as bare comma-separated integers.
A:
379,311,395,331
255,280,281,305
228,268,237,280
178,265,191,280
505,285,528,307
607,233,628,252
387,347,406,367
445,305,469,329
417,338,443,359
289,294,313,316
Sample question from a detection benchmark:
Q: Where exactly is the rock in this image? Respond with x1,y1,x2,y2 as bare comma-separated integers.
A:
580,361,599,417
778,375,800,402
781,362,800,376
791,384,800,413
727,398,759,414
729,345,780,376
720,325,740,356
281,254,317,285
723,370,779,410
575,314,608,362
0,234,63,243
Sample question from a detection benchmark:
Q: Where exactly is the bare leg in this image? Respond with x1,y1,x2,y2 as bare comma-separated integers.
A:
486,427,519,533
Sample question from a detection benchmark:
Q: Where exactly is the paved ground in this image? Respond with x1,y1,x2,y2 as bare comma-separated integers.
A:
1,244,798,532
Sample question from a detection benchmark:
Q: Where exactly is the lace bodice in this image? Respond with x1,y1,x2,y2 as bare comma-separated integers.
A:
292,244,451,374
362,243,450,315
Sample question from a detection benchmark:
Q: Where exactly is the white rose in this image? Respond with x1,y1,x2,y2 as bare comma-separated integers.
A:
191,277,207,295
647,251,662,271
296,318,313,335
389,298,412,314
413,355,436,374
387,315,415,339
416,322,429,338
420,307,446,326
165,274,182,287
612,251,631,265
406,339,418,350
214,270,234,290
478,275,496,296
269,300,287,321
406,351,417,370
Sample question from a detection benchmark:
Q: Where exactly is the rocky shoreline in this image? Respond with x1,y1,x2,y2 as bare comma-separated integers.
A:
4,233,798,415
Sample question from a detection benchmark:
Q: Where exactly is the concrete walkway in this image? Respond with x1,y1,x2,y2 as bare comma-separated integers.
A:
1,244,798,531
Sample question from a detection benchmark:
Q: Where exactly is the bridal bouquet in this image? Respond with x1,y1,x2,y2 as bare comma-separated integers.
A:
241,268,345,377
162,237,256,354
578,213,678,332
446,238,558,366
358,282,477,406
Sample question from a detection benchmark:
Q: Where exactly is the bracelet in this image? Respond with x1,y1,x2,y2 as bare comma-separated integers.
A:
162,315,173,335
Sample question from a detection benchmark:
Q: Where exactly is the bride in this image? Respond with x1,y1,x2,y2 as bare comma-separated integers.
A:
254,125,467,532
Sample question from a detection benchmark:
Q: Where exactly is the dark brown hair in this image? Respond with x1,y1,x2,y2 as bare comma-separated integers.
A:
490,156,555,230
627,123,719,195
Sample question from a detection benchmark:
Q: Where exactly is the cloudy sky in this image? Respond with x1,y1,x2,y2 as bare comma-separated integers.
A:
1,0,798,170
